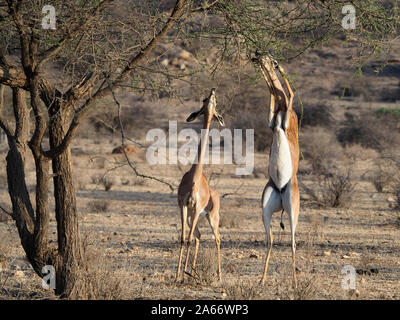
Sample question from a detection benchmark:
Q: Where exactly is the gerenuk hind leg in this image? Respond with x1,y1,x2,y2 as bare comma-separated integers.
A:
260,181,282,285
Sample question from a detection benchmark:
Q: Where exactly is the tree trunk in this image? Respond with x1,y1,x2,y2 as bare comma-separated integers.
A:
6,88,56,278
48,102,84,297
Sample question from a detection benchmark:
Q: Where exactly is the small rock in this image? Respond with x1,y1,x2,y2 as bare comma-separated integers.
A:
14,270,25,278
160,58,169,67
323,250,331,257
311,267,317,273
179,49,192,60
171,58,179,66
341,255,350,259
387,196,395,202
349,252,360,257
348,289,360,297
111,145,138,155
360,278,366,284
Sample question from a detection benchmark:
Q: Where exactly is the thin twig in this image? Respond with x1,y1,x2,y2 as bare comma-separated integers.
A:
106,78,174,191
0,204,13,219
222,182,245,198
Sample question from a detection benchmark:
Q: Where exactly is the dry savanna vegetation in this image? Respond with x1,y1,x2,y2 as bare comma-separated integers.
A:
0,0,400,300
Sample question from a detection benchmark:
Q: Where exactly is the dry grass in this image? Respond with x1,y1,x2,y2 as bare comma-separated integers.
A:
0,205,11,223
87,200,109,213
91,174,115,191
69,233,142,300
223,278,262,300
189,245,219,286
220,214,240,229
74,170,88,191
0,234,8,266
0,170,7,188
390,175,400,210
273,229,332,300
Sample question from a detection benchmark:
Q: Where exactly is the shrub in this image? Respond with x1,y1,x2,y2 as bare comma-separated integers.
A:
376,107,400,119
223,279,261,300
322,168,356,208
300,127,343,175
302,166,357,208
232,112,272,152
87,200,109,213
366,159,396,192
337,111,400,152
101,176,114,191
296,103,333,128
223,83,274,152
190,245,219,285
333,77,373,100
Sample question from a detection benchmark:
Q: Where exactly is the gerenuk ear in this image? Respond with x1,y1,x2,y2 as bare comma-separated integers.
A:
186,109,202,122
214,112,225,126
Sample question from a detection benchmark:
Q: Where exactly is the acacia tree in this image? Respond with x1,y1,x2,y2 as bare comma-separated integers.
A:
0,0,398,298
0,0,189,297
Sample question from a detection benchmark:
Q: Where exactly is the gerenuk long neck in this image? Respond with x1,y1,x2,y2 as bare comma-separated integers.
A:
191,114,211,181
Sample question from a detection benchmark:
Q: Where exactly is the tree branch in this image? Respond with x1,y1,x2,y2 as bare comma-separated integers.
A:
43,0,188,160
0,203,14,219
191,0,220,13
79,0,188,105
107,77,174,191
38,0,114,68
42,72,96,159
0,46,29,89
0,84,13,137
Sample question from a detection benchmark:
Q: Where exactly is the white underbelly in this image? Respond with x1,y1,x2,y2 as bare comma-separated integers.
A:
268,128,292,190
